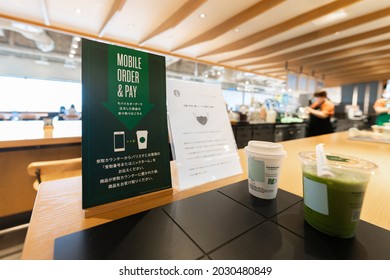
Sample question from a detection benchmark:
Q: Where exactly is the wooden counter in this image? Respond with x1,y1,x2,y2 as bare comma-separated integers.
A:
21,131,390,259
0,120,81,149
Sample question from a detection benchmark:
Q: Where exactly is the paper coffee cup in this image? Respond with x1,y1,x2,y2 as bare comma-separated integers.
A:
244,141,287,199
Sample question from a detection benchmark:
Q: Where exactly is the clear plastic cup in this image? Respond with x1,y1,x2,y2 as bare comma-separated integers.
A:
298,151,377,238
245,141,287,199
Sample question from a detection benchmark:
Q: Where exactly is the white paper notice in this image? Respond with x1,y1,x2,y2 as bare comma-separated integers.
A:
167,79,242,190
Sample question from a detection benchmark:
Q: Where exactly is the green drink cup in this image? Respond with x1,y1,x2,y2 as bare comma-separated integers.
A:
298,151,377,238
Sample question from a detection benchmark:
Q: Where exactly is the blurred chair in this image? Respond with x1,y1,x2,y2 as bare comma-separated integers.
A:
27,157,82,191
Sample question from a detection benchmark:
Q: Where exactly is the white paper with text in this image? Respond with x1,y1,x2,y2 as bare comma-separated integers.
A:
167,79,242,190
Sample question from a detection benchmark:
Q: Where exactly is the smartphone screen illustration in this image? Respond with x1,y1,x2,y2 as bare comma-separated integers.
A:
114,131,125,152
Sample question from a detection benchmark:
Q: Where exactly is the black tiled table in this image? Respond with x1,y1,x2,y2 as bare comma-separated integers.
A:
54,180,390,259
54,208,204,260
218,181,302,218
162,190,266,252
209,220,333,260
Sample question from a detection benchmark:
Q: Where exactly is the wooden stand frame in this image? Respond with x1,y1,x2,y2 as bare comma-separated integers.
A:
84,188,173,218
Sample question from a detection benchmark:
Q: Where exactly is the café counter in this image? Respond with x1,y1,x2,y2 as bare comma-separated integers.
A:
0,121,81,217
21,131,390,259
231,121,307,148
0,120,81,149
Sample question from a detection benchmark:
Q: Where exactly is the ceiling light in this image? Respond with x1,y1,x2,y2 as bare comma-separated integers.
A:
74,8,82,14
70,49,76,55
234,28,240,32
199,13,206,19
74,37,81,42
69,53,75,58
72,43,78,48
128,24,135,28
312,9,347,26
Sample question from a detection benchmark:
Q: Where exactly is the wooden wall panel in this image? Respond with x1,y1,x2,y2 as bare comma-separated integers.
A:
0,144,81,217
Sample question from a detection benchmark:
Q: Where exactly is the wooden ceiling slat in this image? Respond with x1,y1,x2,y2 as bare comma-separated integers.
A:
252,50,390,79
329,72,390,80
172,0,286,51
255,67,303,78
259,69,286,75
98,0,127,38
326,72,390,85
139,0,207,44
250,48,390,75
222,7,390,63
318,57,390,74
240,26,390,67
307,49,390,71
327,67,390,81
336,72,390,80
253,39,390,70
253,68,287,77
263,71,288,78
331,71,390,79
325,72,390,87
267,39,390,69
327,66,390,78
272,76,287,80
252,62,285,71
198,0,361,57
322,65,388,80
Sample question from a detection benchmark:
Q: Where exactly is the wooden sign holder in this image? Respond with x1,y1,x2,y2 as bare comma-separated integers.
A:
84,188,173,218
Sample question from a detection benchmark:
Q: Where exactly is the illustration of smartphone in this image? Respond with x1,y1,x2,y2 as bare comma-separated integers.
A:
114,131,125,152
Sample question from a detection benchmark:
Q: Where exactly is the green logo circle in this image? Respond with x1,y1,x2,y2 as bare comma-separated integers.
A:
139,137,146,143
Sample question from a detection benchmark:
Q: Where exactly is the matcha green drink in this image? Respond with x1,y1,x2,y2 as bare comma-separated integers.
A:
299,151,377,238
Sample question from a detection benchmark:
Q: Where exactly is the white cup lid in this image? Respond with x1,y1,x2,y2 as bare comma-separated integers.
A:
245,141,286,157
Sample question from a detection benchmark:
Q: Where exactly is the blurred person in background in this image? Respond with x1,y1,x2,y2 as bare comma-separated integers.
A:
373,84,390,125
305,90,335,137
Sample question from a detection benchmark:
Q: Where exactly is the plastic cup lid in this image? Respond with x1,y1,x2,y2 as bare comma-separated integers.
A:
298,151,377,173
245,141,286,157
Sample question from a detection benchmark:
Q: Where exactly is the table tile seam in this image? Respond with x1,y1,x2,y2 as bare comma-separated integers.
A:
160,208,208,259
217,189,303,219
205,219,270,258
269,198,304,218
216,190,268,219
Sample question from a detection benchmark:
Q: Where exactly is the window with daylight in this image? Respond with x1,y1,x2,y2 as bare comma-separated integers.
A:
0,76,82,113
